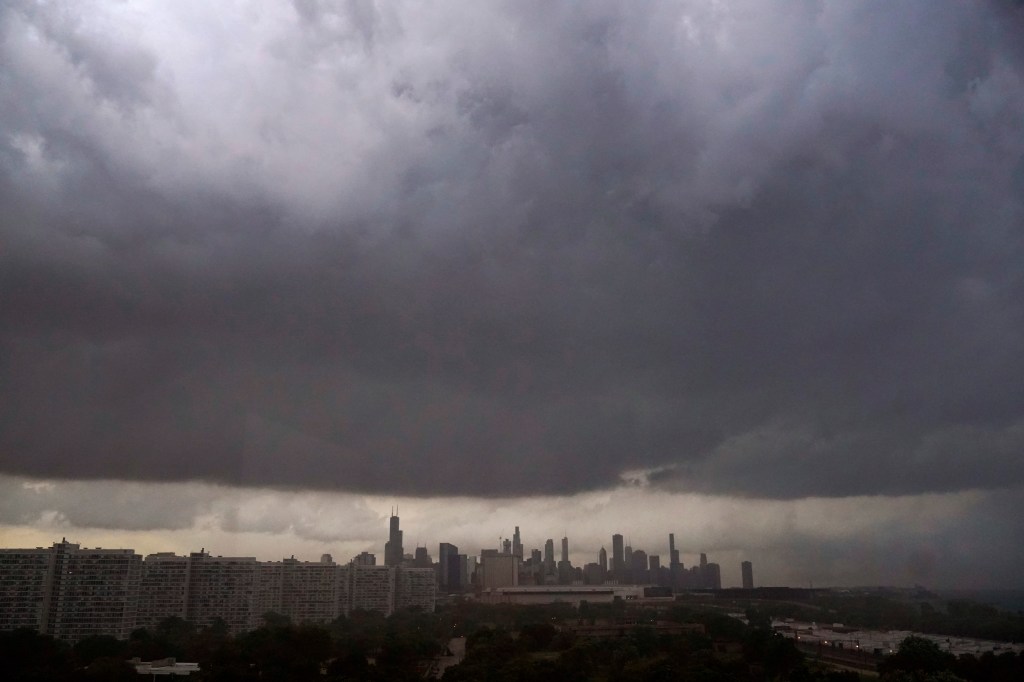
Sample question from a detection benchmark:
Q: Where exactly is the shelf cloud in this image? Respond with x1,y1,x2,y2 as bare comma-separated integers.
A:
2,0,1024,502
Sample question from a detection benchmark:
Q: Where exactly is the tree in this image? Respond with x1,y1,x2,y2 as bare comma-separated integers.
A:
879,636,957,679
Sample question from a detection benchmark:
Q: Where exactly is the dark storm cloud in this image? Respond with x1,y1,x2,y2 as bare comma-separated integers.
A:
1,0,1023,498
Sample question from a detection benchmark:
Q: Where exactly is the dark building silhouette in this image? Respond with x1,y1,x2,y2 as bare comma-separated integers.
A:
384,511,403,567
438,542,459,590
611,534,624,579
741,560,754,589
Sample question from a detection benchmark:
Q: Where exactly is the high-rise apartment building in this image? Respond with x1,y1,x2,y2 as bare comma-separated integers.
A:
186,551,259,635
349,564,394,615
741,561,754,589
394,567,436,612
0,546,53,632
279,556,340,624
137,553,190,630
47,541,142,642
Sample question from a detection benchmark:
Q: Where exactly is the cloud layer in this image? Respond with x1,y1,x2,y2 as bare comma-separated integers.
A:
3,475,1021,589
2,1,1024,499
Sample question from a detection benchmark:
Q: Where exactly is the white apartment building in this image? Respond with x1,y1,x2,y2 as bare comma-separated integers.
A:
395,567,436,613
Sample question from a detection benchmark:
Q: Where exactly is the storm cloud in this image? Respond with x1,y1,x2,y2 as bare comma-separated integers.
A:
2,0,1024,499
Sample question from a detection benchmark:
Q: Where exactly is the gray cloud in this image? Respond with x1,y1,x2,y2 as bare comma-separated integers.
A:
1,1,1023,500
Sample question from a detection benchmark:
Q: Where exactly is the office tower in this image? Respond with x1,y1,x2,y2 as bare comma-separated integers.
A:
611,534,624,578
649,555,660,572
480,553,518,588
414,546,432,568
460,554,473,588
705,562,722,590
502,538,512,554
669,533,680,567
583,563,603,584
439,543,460,590
700,552,708,571
186,551,259,635
531,549,542,565
512,526,523,559
598,547,608,573
349,564,394,615
543,539,554,571
630,549,648,584
0,546,54,632
137,553,190,629
352,552,376,566
385,512,404,567
46,540,142,642
741,561,754,589
561,536,569,564
394,567,436,612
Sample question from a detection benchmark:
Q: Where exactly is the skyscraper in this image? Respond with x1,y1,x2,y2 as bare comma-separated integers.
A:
439,543,459,590
669,533,680,567
512,526,523,559
385,511,403,567
560,536,569,564
611,534,624,578
598,547,607,573
543,539,554,572
741,561,754,589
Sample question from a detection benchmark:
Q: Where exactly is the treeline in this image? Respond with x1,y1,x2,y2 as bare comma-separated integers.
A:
444,604,860,682
712,593,1024,642
814,595,1024,642
1,609,445,682
879,636,1024,682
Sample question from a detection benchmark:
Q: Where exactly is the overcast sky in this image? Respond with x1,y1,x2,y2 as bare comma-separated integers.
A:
2,0,1023,589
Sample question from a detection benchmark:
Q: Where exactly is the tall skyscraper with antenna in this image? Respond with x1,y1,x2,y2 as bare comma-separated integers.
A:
384,509,403,567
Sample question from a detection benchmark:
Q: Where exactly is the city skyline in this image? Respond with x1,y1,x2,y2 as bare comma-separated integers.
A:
2,1,1024,591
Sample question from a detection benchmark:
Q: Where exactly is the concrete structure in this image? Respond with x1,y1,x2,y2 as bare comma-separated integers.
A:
349,564,394,616
480,553,518,589
395,567,436,612
479,585,644,606
131,657,200,676
186,552,259,634
137,553,190,629
0,546,53,632
46,541,142,641
279,556,340,624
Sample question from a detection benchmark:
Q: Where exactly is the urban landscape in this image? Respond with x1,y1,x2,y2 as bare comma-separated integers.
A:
4,0,1024,679
2,511,1023,680
0,511,750,641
